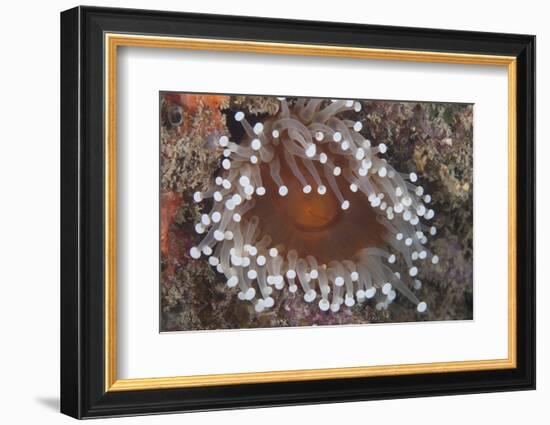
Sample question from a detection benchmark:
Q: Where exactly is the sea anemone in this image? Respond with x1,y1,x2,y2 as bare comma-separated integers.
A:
190,97,439,314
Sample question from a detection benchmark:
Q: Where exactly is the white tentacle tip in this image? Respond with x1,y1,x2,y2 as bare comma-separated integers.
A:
225,199,236,211
286,269,297,279
253,123,264,134
200,214,211,226
304,289,317,303
245,287,256,300
232,194,242,205
244,185,255,196
409,266,419,277
382,282,393,295
362,159,372,170
417,301,428,313
254,300,265,313
345,296,356,307
278,185,289,196
251,138,262,151
319,299,330,311
234,111,245,121
239,175,250,187
227,276,239,288
305,144,316,158
218,135,229,147
222,159,231,170
211,211,222,223
189,247,201,259
341,200,350,210
274,278,283,289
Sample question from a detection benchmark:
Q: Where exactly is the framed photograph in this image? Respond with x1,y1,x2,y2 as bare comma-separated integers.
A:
60,6,535,419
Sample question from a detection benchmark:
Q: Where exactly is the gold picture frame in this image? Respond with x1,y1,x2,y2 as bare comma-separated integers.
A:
104,34,517,392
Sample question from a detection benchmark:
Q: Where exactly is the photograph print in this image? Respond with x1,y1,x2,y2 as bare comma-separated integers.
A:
159,93,473,332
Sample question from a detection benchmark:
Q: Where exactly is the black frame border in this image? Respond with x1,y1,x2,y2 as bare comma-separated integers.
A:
60,6,535,419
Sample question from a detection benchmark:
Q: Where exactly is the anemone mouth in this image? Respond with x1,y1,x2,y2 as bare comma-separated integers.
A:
251,153,387,263
190,97,438,314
